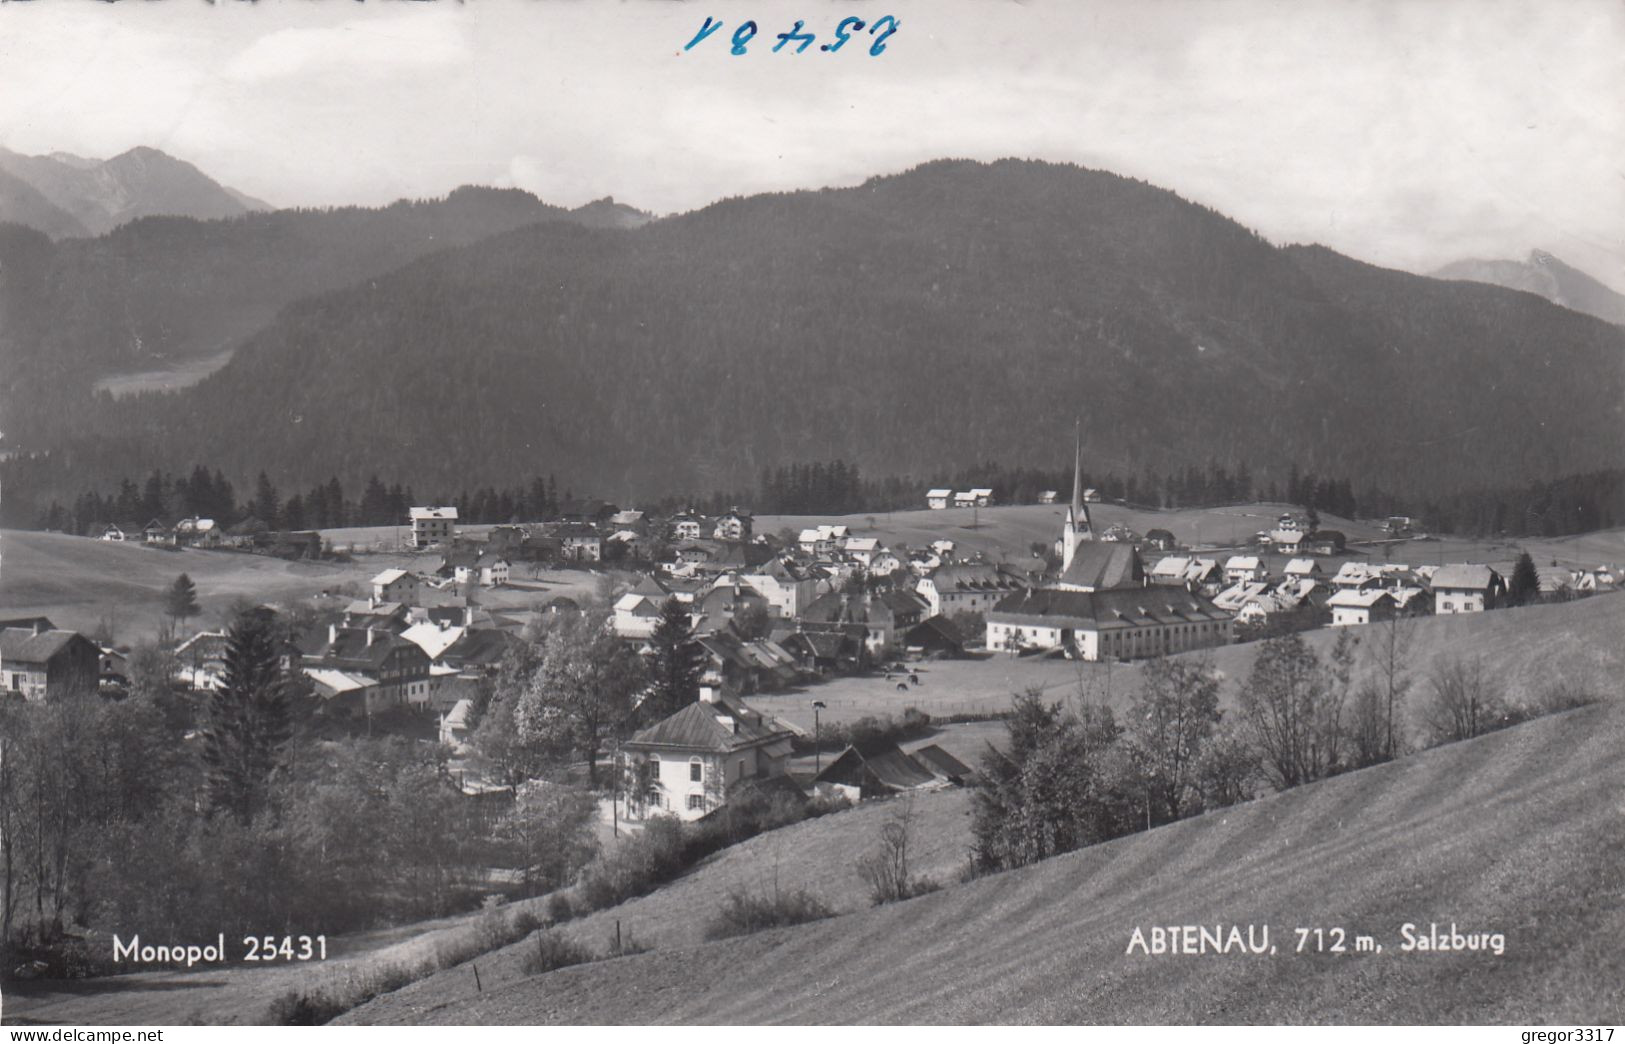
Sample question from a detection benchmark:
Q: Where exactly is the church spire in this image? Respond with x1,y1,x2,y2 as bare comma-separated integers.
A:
1062,422,1093,571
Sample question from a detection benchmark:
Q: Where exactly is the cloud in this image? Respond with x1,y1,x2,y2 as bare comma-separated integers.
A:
225,12,471,84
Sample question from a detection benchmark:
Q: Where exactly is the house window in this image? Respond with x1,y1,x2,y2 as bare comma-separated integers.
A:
687,794,705,811
689,760,703,782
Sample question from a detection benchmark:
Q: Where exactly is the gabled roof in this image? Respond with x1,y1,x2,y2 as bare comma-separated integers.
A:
410,506,458,521
440,627,521,667
624,695,795,754
1283,558,1320,575
926,563,1023,593
814,739,940,791
1225,555,1262,571
911,744,975,781
1056,542,1144,591
1151,555,1193,578
0,628,88,664
400,622,467,661
926,488,952,498
1432,564,1501,591
1327,588,1393,608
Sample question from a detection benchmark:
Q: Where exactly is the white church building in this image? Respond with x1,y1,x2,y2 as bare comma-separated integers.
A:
986,435,1233,661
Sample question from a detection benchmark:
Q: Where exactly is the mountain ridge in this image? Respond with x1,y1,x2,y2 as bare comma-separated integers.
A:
0,144,270,237
1432,250,1625,326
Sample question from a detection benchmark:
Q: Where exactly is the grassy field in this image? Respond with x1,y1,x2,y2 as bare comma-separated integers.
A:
0,529,380,640
343,697,1625,1025
753,592,1625,733
0,529,614,643
331,788,975,1026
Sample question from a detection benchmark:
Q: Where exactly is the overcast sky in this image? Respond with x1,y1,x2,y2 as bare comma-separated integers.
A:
0,0,1619,286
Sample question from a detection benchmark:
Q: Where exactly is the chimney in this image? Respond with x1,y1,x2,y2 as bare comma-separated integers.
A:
366,627,376,647
699,684,719,704
463,604,473,627
328,623,337,645
33,620,45,636
369,594,378,609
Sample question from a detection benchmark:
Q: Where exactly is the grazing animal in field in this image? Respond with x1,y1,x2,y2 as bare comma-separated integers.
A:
909,673,920,685
896,682,909,693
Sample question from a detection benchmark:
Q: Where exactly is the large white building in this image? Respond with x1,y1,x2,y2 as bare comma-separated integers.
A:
985,434,1231,660
408,506,458,549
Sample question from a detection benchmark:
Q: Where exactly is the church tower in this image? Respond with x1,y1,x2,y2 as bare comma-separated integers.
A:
1061,425,1093,572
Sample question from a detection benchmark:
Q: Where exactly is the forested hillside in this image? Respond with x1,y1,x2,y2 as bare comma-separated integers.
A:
0,187,649,446
8,159,1624,512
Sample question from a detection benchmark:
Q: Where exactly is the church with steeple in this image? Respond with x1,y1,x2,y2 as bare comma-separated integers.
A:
985,433,1232,660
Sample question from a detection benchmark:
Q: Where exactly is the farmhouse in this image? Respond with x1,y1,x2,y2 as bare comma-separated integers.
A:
1,625,99,702
813,738,945,802
409,506,458,549
1224,555,1268,585
371,568,421,604
1327,588,1396,627
621,686,797,822
926,488,952,510
1432,564,1504,615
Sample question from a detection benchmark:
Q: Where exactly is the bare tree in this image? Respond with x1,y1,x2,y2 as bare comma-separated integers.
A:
1421,656,1505,745
855,798,934,904
1237,633,1342,789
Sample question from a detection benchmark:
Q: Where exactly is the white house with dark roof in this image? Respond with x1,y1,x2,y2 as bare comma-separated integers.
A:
371,568,421,604
1327,588,1396,627
1432,564,1504,614
620,686,797,821
1224,555,1268,585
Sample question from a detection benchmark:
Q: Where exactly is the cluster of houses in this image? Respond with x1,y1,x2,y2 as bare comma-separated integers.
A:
94,516,324,559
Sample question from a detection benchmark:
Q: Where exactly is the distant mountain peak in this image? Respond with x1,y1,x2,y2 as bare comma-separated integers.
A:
1431,250,1625,326
0,144,272,237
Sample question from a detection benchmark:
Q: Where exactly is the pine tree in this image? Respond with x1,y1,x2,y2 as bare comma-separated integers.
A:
644,598,706,722
165,573,201,632
198,608,294,825
1508,551,1540,606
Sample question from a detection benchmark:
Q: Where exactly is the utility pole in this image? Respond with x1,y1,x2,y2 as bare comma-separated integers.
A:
812,700,826,775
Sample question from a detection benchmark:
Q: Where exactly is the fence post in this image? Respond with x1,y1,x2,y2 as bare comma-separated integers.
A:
473,962,482,992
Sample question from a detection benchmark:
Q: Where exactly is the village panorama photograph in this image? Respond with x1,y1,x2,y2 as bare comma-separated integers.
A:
0,0,1621,1032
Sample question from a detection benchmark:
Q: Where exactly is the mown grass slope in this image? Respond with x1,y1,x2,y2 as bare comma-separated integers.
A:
339,788,973,1023
347,698,1625,1025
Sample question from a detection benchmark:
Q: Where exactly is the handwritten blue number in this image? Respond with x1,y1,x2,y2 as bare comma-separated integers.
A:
731,21,758,55
827,17,865,53
684,17,724,51
774,20,816,54
869,16,899,56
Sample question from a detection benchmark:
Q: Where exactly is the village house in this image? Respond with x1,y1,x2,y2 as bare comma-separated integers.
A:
1224,555,1269,585
371,568,422,604
1432,564,1504,614
693,584,773,637
620,685,798,822
1150,555,1194,586
409,506,458,549
0,625,99,702
712,509,754,542
670,514,705,541
1143,528,1177,552
812,738,949,802
916,562,1024,617
1327,587,1397,627
985,438,1231,661
174,630,230,690
926,488,952,510
173,517,221,548
558,524,603,562
952,491,977,508
1308,530,1347,555
298,623,432,713
715,560,824,619
1038,490,1058,504
968,488,994,507
613,590,666,639
843,536,881,567
867,548,905,577
1283,558,1323,582
799,589,930,653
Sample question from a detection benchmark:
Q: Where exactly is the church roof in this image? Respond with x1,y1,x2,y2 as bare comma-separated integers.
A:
1056,542,1144,591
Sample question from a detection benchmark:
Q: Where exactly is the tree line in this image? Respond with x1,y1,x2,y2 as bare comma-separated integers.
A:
970,622,1603,873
